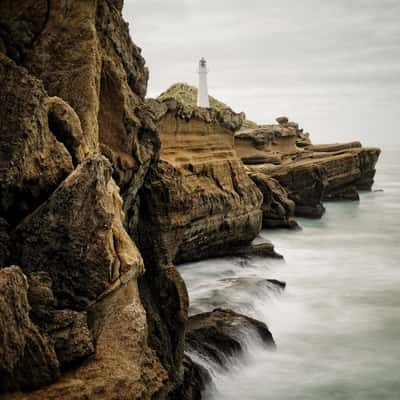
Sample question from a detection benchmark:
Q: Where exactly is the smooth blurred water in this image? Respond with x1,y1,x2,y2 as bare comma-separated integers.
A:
179,148,400,400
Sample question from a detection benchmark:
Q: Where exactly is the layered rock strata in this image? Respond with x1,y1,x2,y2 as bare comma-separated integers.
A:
235,118,381,221
139,99,263,265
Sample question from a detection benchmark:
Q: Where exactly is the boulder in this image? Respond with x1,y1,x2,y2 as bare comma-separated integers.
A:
276,116,289,125
11,156,144,310
0,266,59,393
185,309,275,367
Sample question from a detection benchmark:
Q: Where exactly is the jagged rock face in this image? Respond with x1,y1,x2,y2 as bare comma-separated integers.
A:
235,124,298,164
3,278,167,400
0,266,59,393
251,161,327,218
1,2,177,397
249,173,298,229
140,100,263,265
26,271,95,370
0,0,158,196
234,117,311,164
3,157,167,399
135,100,262,394
0,53,73,227
238,125,380,219
11,156,144,311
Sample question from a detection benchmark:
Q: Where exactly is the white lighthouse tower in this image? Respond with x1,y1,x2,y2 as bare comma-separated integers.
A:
197,57,210,108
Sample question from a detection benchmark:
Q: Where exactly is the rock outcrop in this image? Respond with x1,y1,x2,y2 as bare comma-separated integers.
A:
235,118,380,220
185,309,275,367
138,99,263,265
0,1,183,398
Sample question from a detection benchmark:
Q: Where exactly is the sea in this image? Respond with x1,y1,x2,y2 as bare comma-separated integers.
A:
179,147,400,400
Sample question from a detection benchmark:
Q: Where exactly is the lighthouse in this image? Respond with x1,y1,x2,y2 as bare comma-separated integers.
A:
197,57,210,108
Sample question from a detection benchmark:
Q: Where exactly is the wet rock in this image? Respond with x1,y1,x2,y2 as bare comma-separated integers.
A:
170,354,212,400
323,185,360,201
0,266,59,393
0,53,73,226
230,243,283,259
266,279,287,289
138,263,189,394
185,309,275,367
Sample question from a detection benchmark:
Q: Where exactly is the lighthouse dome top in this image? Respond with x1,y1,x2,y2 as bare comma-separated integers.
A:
199,57,207,67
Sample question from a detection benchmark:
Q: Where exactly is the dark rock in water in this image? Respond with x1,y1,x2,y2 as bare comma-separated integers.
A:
170,354,212,400
295,203,326,219
323,185,360,201
267,279,287,289
0,266,60,393
185,309,275,368
230,243,283,259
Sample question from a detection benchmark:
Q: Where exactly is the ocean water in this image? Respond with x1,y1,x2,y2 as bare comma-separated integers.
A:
179,148,400,400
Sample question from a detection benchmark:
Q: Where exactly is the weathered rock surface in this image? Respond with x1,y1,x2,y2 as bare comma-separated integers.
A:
11,156,143,310
170,355,211,400
236,119,380,218
0,0,159,204
27,272,94,369
139,99,263,265
185,309,275,367
249,173,299,228
3,156,168,399
0,53,73,226
1,2,183,397
0,266,59,393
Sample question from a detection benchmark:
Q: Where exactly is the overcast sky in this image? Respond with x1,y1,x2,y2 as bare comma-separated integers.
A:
123,0,400,145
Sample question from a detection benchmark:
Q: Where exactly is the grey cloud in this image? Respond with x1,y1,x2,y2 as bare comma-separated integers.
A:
124,0,400,145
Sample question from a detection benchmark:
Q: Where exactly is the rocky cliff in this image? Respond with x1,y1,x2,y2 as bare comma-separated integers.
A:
0,1,181,398
138,98,263,264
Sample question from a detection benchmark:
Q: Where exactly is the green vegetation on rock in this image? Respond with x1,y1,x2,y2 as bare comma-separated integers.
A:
157,83,258,128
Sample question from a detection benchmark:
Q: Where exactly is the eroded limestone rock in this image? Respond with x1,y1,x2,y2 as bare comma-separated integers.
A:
139,100,263,265
0,266,59,393
0,53,73,226
11,156,144,310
